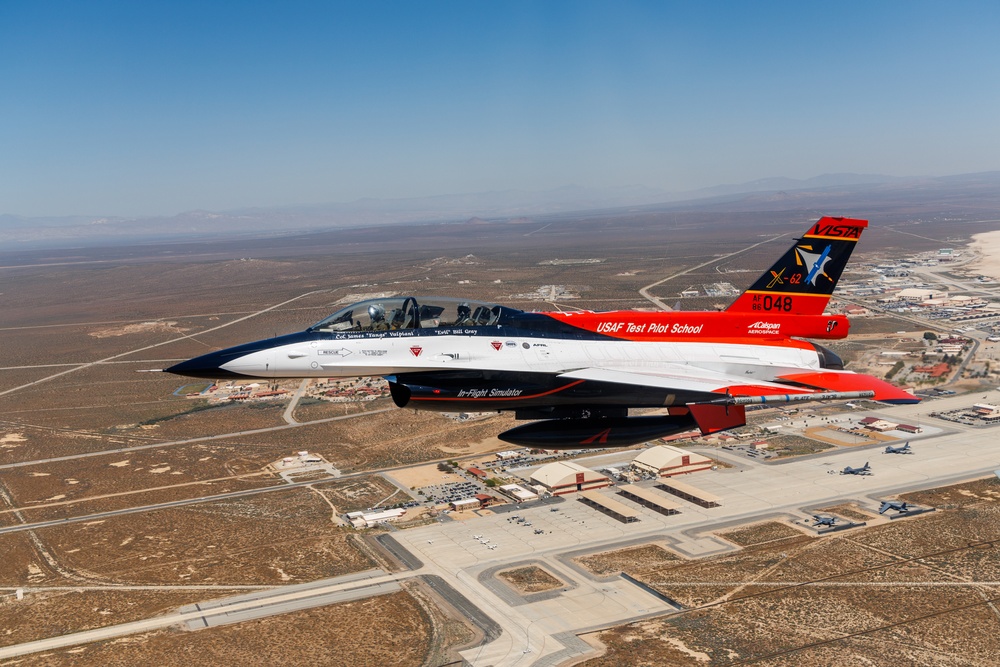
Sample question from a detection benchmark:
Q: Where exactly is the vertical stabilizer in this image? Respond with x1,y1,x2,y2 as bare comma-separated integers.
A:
727,217,868,316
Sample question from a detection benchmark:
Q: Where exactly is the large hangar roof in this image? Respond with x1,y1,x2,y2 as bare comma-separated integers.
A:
531,461,606,489
633,445,711,471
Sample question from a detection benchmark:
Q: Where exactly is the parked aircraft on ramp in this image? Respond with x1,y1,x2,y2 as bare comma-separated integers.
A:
879,500,912,514
167,217,917,449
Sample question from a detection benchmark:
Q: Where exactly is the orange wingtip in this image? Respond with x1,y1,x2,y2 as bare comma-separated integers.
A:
779,371,919,404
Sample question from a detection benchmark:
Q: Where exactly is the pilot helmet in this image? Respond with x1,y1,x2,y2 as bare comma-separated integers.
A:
368,304,385,322
457,303,471,318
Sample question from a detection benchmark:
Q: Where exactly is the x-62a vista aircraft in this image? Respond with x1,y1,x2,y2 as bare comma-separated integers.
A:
167,217,916,448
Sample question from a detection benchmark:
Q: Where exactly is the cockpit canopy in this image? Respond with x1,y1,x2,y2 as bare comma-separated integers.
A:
309,296,521,332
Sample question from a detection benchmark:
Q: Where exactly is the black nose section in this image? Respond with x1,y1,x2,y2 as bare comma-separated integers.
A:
165,350,245,379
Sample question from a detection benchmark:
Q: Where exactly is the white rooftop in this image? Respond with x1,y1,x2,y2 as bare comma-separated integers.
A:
531,461,607,488
632,445,711,471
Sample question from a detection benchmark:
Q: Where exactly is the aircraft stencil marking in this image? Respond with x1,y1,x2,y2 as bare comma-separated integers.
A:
318,348,352,357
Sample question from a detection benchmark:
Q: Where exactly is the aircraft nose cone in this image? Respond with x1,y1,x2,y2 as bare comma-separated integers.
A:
165,351,243,379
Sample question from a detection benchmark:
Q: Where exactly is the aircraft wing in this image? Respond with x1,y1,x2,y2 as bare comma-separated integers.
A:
558,365,917,404
558,365,841,436
557,365,811,397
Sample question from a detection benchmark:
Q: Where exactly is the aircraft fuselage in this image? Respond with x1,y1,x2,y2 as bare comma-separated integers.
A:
166,217,918,448
169,302,844,413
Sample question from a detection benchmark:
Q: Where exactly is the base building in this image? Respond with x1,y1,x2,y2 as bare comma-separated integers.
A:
631,445,713,477
530,461,609,496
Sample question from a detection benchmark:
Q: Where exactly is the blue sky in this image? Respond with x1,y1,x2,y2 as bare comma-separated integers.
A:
2,1,999,217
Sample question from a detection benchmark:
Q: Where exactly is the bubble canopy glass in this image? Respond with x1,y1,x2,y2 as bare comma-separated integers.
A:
308,296,521,332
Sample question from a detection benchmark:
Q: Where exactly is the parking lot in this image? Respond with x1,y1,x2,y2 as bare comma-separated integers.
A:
418,480,484,505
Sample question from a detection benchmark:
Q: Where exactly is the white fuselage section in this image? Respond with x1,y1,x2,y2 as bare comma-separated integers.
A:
220,331,822,382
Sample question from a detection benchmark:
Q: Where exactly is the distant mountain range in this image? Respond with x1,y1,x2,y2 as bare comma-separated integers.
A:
680,172,901,200
3,171,998,249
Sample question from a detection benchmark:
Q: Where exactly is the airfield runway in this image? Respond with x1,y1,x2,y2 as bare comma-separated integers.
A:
386,393,1000,666
2,392,999,664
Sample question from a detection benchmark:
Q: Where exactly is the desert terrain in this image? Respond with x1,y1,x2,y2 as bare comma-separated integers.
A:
579,479,1000,666
2,196,1000,664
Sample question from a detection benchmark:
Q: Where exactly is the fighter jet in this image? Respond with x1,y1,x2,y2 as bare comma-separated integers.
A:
812,515,837,527
879,500,911,514
167,217,917,449
840,462,871,476
884,442,912,454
